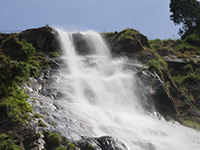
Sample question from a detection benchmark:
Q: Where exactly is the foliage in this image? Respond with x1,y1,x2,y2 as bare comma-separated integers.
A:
146,56,168,80
183,64,193,72
78,142,95,150
67,143,76,150
0,85,33,122
56,146,67,150
170,0,200,38
0,134,21,150
184,34,200,47
0,36,40,123
176,39,200,53
118,29,139,42
38,119,47,127
44,131,62,148
0,60,39,98
173,73,200,85
184,120,200,129
2,36,36,61
34,113,41,118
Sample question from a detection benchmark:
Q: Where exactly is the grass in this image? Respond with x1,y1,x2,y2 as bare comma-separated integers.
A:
118,29,139,42
146,55,168,80
0,134,21,150
56,146,67,150
184,120,200,129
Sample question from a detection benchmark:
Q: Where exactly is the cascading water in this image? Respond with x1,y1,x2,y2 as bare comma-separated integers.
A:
35,29,200,150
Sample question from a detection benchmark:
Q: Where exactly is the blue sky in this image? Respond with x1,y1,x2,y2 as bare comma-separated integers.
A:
0,0,180,39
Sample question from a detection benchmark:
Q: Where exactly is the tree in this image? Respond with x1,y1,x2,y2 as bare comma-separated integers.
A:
170,0,200,38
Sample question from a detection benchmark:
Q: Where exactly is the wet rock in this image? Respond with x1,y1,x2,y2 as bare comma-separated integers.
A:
72,33,91,55
105,29,150,55
136,70,177,118
77,136,127,150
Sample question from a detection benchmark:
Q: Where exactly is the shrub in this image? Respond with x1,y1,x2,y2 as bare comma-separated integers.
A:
67,143,76,150
146,59,166,80
45,131,62,147
0,85,33,122
184,34,200,47
0,61,39,89
173,74,200,85
2,36,36,61
176,40,199,53
0,134,21,150
183,64,193,72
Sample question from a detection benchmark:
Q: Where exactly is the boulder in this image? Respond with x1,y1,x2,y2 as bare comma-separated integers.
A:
17,26,60,53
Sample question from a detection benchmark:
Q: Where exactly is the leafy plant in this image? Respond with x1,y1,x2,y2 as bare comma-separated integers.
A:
2,36,36,61
170,0,200,38
45,131,62,148
0,85,33,122
0,134,21,150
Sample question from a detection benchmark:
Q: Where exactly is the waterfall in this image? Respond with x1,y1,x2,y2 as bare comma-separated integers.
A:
48,29,200,150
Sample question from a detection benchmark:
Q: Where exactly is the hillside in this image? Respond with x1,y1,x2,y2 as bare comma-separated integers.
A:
0,26,200,149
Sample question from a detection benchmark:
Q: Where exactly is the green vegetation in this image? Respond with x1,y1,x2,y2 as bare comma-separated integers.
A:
146,54,168,80
117,29,139,42
0,133,21,150
103,28,140,43
38,119,47,127
34,113,41,118
0,85,33,122
67,143,76,150
170,0,200,38
77,142,95,150
184,120,200,129
0,36,40,123
2,36,36,61
56,146,67,150
44,131,62,148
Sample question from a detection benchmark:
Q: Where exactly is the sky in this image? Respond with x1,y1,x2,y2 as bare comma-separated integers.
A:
0,0,180,39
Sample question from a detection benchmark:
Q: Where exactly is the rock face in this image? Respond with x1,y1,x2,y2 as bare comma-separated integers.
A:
135,70,177,118
72,33,91,55
1,26,200,149
78,136,127,150
18,26,60,53
104,29,152,63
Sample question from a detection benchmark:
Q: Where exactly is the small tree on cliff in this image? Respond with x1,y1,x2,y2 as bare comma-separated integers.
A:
170,0,200,38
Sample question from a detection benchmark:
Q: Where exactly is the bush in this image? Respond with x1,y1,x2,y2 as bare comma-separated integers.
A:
183,64,193,72
2,36,36,61
67,143,76,150
45,131,62,147
185,34,200,47
0,85,33,122
173,74,200,85
0,134,21,150
56,146,67,150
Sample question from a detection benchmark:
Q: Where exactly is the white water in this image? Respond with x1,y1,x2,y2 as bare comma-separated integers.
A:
55,29,200,150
